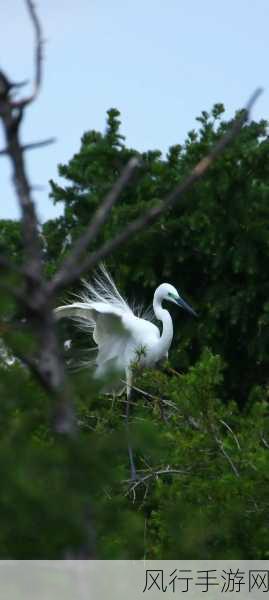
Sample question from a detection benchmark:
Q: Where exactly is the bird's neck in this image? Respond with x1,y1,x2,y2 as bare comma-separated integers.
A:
153,298,174,355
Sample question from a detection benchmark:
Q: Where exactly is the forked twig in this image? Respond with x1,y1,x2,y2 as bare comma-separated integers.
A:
12,0,43,108
125,466,189,502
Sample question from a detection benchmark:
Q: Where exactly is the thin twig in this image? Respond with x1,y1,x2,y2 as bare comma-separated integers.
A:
125,466,189,500
22,137,56,152
0,0,74,434
261,436,269,449
129,381,180,412
0,140,56,156
219,418,241,450
214,434,240,478
12,0,43,108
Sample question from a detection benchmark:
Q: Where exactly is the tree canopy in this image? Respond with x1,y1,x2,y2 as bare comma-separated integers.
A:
46,105,269,405
1,104,269,558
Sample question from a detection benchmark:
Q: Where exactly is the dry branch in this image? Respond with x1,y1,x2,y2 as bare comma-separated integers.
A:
12,0,43,108
125,466,190,501
50,156,140,291
0,2,72,434
0,137,56,156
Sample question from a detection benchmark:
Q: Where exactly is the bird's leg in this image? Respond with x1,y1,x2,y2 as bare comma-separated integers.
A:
111,391,116,409
126,370,137,481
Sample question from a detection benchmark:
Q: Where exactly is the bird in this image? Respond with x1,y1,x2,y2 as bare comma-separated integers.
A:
55,265,197,388
55,265,197,478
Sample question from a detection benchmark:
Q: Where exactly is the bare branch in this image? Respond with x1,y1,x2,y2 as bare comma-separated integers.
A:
22,137,56,152
50,88,262,293
49,157,140,292
11,79,29,90
14,346,75,434
219,418,241,450
125,466,189,500
0,137,55,156
214,433,240,478
0,3,73,434
12,0,43,108
2,128,42,285
129,381,180,413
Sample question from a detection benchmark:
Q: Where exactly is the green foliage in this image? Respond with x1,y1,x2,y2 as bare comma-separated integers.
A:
0,349,268,558
131,351,269,559
0,220,23,264
1,103,269,558
47,106,269,405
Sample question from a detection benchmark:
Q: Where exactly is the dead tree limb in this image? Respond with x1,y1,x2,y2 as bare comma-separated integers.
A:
12,0,43,109
50,156,140,291
0,137,56,155
125,466,190,502
0,3,70,433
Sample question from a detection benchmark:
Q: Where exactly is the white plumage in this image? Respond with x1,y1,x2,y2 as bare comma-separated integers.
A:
55,265,197,393
56,266,197,480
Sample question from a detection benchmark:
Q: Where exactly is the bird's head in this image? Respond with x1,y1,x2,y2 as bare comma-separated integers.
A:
155,283,197,317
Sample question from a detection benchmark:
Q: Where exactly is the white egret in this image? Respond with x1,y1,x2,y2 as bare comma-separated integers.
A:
55,266,197,478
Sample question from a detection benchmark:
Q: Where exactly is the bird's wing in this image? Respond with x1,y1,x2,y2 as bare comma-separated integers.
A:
55,303,92,323
55,301,133,367
55,266,158,386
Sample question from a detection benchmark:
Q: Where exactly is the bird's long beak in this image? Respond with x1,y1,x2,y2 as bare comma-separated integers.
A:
175,296,197,317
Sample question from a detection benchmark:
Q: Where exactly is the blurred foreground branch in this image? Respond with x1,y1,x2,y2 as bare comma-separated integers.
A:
0,1,71,434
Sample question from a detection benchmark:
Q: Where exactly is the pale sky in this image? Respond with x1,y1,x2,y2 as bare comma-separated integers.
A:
0,0,268,221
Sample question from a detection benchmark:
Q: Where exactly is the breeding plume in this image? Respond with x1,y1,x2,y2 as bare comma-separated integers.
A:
55,266,197,480
55,266,197,392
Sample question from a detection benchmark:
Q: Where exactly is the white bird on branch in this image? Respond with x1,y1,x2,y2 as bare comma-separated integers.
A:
55,265,197,478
